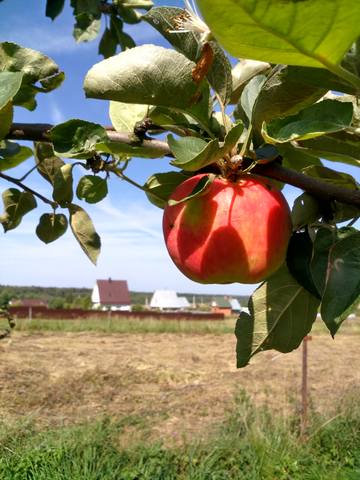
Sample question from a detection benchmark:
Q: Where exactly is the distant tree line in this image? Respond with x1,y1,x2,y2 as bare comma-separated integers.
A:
0,285,250,311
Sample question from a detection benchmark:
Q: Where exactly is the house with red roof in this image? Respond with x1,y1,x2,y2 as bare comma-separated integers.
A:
91,278,131,311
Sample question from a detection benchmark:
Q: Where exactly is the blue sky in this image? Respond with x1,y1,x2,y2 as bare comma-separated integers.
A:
0,0,358,296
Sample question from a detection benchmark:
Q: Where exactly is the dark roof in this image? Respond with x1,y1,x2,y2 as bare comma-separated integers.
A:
96,279,131,305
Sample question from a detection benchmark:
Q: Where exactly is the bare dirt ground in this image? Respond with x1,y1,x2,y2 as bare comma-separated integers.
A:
0,331,359,443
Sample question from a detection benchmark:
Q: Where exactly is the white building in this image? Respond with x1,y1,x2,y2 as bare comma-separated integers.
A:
150,290,190,311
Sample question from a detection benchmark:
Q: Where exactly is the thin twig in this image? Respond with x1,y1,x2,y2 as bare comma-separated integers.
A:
0,171,57,208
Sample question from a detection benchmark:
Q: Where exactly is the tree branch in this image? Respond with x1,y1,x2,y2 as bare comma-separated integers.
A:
0,171,57,208
6,123,360,208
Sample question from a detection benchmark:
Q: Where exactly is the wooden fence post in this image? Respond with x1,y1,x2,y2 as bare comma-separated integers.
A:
301,335,312,436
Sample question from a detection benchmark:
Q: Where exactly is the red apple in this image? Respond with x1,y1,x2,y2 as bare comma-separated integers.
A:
163,174,292,284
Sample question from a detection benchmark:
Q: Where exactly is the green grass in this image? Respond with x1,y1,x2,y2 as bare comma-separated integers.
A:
3,315,359,336
7,317,236,335
1,391,360,479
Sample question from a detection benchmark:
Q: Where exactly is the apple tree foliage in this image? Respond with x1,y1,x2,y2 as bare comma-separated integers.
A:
0,0,360,366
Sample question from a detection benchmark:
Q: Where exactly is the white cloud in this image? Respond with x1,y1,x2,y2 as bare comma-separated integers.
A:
49,98,66,124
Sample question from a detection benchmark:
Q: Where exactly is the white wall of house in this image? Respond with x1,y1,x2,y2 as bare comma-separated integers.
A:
91,284,100,305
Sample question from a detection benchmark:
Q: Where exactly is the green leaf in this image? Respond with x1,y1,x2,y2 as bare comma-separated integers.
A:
302,165,358,190
121,0,153,8
291,193,321,230
240,74,267,122
168,135,219,171
117,4,141,24
149,106,198,135
277,144,322,171
0,42,62,110
52,164,74,207
76,175,108,204
263,100,353,143
298,131,360,167
168,124,243,171
36,213,68,243
219,122,244,155
342,38,360,78
144,171,190,209
95,140,165,159
321,232,360,336
110,14,137,51
282,65,358,96
0,142,33,171
168,174,215,206
0,102,13,140
252,65,327,134
0,188,37,232
230,59,270,104
68,203,101,264
83,45,211,128
35,142,65,184
46,0,65,20
98,27,118,58
143,7,233,104
50,120,108,158
39,71,65,92
286,230,320,299
109,101,148,133
0,42,59,82
197,0,360,70
114,30,136,51
0,71,23,110
310,227,336,296
73,13,101,42
331,201,360,224
235,264,319,368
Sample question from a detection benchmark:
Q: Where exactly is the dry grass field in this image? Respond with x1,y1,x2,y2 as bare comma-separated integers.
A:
0,324,359,444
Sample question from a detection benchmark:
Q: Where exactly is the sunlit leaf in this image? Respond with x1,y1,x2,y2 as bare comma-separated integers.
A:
84,45,211,128
0,102,12,140
144,171,190,209
52,164,74,207
0,71,23,110
298,131,360,167
144,7,233,104
197,0,360,71
263,100,353,143
109,101,148,133
69,203,101,264
168,135,219,171
51,119,107,158
0,142,33,171
236,264,319,367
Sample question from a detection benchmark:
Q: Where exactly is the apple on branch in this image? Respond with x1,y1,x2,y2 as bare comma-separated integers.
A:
163,174,292,284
